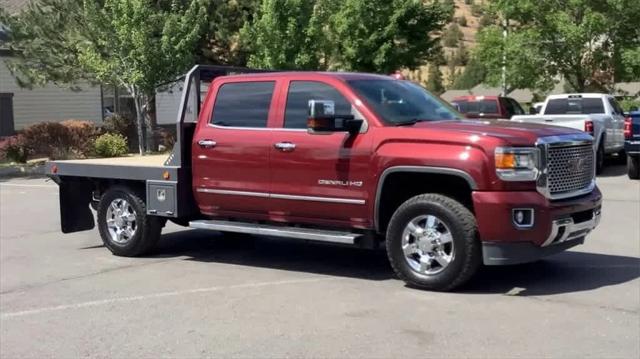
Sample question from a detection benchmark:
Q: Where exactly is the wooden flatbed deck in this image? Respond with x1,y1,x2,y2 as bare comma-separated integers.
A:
57,154,169,167
47,154,179,181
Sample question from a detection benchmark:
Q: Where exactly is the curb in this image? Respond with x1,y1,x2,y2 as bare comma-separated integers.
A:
0,164,46,178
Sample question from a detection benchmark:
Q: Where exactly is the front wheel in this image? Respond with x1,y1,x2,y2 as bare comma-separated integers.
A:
628,155,640,179
97,186,164,256
385,194,481,291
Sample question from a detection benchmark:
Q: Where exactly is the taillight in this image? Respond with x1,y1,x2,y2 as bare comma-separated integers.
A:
584,120,594,135
624,117,633,139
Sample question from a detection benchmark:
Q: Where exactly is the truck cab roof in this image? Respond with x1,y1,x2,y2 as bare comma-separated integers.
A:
216,71,394,82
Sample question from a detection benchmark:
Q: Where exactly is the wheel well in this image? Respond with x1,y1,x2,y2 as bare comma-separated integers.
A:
94,178,146,199
376,172,474,233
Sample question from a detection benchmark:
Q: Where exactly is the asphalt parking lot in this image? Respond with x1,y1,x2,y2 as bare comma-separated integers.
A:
1,165,638,358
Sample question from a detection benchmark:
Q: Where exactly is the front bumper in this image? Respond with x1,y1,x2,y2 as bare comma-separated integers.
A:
473,188,602,265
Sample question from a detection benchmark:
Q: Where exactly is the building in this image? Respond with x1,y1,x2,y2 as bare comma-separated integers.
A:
0,0,103,136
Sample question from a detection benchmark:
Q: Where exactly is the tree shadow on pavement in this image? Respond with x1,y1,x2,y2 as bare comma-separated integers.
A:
147,229,639,295
461,251,640,296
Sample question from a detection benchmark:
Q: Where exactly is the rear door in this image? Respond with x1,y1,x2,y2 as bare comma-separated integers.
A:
192,79,277,218
268,79,373,228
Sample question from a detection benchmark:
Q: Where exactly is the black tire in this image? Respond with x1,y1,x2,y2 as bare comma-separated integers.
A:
596,141,605,175
385,194,481,291
97,186,164,256
616,149,627,164
628,155,640,179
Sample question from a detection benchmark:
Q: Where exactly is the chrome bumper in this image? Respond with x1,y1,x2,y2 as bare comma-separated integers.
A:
542,208,601,247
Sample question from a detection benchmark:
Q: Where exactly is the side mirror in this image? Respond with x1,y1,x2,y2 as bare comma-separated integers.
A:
307,100,362,135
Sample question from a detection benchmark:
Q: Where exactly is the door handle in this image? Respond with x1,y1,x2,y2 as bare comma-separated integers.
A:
198,139,217,148
274,142,296,152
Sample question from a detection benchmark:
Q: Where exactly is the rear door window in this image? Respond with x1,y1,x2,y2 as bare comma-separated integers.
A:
211,81,275,128
545,98,605,115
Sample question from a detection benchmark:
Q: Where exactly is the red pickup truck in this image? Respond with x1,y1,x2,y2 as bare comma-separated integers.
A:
452,95,526,120
47,66,602,291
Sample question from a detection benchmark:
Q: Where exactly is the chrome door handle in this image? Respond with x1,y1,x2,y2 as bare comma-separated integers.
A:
274,142,296,152
198,139,217,148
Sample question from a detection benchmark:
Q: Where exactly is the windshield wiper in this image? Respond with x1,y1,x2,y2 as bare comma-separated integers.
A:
394,118,429,126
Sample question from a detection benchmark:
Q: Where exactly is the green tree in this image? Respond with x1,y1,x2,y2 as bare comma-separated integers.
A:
425,65,445,94
199,0,260,66
242,0,452,73
241,0,321,70
1,0,208,154
477,0,640,92
476,26,552,93
451,58,486,89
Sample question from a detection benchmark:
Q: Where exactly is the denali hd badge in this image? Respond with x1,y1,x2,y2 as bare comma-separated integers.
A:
318,179,363,187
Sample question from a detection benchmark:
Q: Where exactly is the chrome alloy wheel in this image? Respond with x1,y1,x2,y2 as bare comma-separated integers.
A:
105,198,137,244
401,215,454,275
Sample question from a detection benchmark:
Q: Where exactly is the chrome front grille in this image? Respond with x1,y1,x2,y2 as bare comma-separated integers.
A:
537,134,595,200
547,144,594,195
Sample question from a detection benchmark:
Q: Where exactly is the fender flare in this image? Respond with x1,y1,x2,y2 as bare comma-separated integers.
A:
374,166,478,232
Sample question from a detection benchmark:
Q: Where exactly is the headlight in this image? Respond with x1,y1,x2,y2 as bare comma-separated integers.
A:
495,147,540,181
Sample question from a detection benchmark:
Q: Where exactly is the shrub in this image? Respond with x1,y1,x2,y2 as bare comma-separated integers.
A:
153,127,176,152
103,114,135,138
0,135,29,163
443,23,464,47
103,114,138,152
471,3,483,17
94,133,128,158
21,121,100,160
479,13,495,28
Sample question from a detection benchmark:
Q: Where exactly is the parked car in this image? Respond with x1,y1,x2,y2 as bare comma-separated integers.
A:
511,93,626,174
46,66,602,291
451,95,526,120
625,111,640,179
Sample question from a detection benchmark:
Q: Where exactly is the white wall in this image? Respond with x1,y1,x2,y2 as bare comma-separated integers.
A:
0,56,102,130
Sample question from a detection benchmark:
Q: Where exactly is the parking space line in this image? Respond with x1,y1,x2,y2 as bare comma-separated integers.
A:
0,277,338,319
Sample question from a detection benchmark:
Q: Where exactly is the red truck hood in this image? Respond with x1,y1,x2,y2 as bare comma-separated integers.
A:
412,119,585,145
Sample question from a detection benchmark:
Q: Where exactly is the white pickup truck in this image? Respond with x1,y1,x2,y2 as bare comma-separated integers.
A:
512,93,626,173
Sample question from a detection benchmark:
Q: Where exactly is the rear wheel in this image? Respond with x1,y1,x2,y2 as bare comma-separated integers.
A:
97,186,164,256
628,155,640,179
385,194,481,291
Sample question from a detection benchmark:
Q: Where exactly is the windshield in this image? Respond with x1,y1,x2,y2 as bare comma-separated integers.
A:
347,79,462,125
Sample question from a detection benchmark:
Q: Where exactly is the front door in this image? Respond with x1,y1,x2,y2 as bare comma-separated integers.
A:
269,80,373,228
192,80,276,219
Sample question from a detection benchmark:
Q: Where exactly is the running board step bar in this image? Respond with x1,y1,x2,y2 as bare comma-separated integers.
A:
189,220,361,244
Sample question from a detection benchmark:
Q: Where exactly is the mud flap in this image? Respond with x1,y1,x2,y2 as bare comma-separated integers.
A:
59,179,95,233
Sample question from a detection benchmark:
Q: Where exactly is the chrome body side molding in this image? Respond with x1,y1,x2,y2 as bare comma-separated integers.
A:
189,219,360,244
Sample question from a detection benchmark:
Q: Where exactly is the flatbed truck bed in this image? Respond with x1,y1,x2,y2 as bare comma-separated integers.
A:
47,154,176,181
